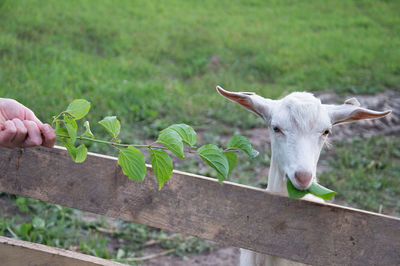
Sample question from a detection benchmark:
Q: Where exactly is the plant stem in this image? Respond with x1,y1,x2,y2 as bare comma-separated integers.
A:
223,148,240,152
52,112,66,125
56,134,201,155
56,134,151,149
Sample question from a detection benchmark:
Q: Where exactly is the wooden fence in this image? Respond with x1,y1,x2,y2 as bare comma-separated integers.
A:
0,146,399,265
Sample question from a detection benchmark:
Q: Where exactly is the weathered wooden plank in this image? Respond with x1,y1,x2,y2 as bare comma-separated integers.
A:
0,146,399,266
0,236,124,266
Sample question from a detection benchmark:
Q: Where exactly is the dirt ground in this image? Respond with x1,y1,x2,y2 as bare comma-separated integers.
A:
143,90,400,266
143,246,240,266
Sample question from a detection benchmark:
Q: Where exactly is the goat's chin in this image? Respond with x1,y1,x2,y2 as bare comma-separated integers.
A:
296,184,311,190
303,193,325,203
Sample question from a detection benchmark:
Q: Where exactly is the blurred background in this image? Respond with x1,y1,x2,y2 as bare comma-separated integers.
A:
0,0,399,265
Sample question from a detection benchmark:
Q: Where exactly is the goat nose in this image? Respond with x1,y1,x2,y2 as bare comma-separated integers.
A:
294,171,313,189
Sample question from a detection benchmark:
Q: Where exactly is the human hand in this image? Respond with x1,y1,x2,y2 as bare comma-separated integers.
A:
0,98,56,149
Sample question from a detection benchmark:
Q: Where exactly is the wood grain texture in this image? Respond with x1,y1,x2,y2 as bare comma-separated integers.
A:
0,236,124,266
0,146,399,265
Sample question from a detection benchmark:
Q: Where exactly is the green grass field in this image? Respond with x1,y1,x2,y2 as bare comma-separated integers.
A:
1,0,399,132
0,0,399,264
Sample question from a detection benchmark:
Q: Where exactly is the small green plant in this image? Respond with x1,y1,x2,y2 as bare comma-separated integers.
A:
1,193,214,262
53,99,259,189
79,232,110,259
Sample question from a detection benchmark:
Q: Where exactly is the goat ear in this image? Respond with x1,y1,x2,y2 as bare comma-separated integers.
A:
326,98,391,125
216,86,274,120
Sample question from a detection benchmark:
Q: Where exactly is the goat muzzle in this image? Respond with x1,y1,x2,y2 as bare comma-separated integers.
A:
294,171,313,189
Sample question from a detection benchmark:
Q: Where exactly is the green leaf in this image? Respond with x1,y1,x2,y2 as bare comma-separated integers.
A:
167,124,197,147
216,174,224,184
16,223,32,237
197,144,229,179
228,135,259,159
98,116,121,139
157,128,185,159
65,99,91,120
287,179,308,199
149,148,173,190
118,146,146,181
308,182,336,200
56,127,68,136
224,151,238,176
83,121,95,138
64,115,77,144
61,137,76,161
286,179,337,200
74,144,88,163
57,127,77,160
32,216,45,229
215,151,238,183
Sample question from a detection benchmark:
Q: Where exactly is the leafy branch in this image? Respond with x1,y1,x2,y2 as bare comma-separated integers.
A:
53,99,336,200
53,99,259,190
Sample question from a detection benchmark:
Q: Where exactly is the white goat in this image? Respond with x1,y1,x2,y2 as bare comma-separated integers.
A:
216,86,391,266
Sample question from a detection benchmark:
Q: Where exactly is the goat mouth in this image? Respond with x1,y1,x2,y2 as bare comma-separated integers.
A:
296,184,309,190
285,174,310,190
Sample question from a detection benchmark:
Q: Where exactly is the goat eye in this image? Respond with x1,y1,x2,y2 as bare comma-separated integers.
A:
322,129,330,136
273,126,282,134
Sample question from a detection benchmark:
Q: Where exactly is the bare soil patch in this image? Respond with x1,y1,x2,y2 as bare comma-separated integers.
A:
144,246,240,266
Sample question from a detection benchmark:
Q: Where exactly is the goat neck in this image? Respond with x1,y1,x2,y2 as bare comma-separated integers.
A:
266,155,288,195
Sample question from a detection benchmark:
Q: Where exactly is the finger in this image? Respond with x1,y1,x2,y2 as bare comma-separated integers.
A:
25,108,44,130
41,124,56,148
0,121,17,148
11,118,28,147
23,120,43,147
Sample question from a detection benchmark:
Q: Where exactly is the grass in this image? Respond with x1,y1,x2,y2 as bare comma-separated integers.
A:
319,135,400,216
0,0,399,136
0,194,213,265
0,0,399,263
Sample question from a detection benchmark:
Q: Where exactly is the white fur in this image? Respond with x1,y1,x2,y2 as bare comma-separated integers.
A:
244,93,325,266
216,86,391,266
268,92,331,192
